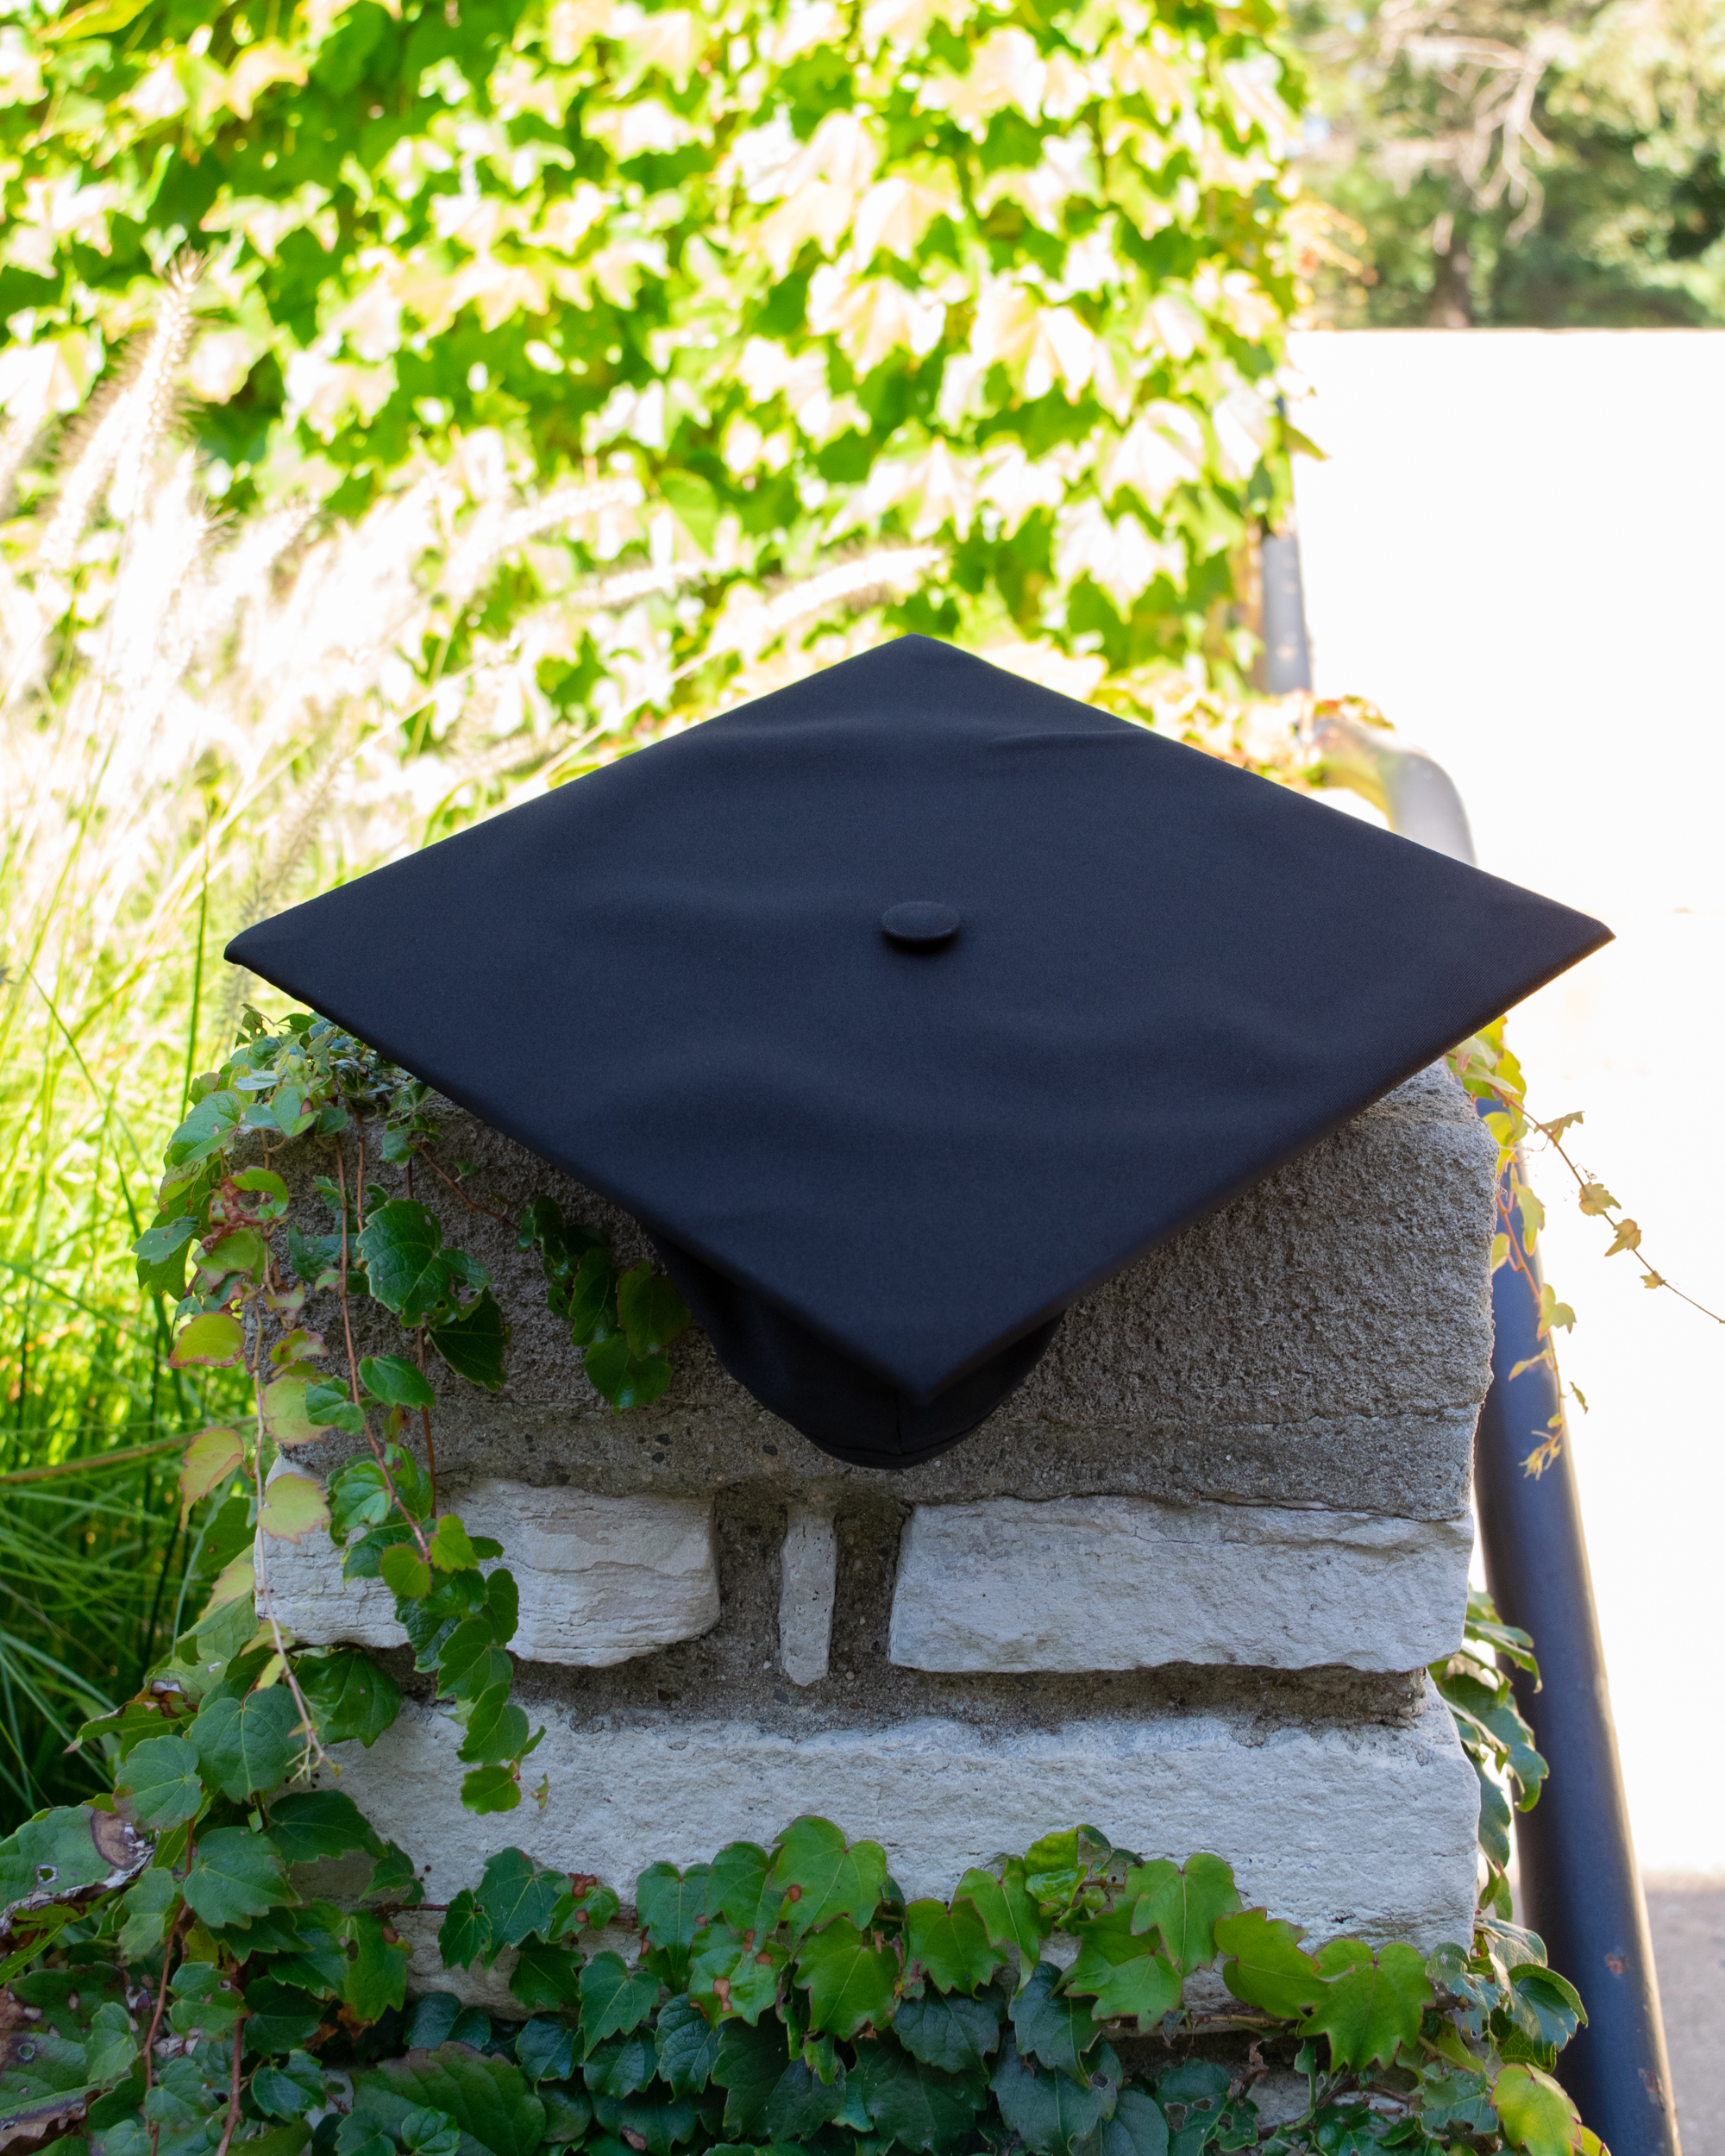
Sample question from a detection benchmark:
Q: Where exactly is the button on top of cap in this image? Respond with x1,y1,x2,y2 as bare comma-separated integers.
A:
881,900,961,949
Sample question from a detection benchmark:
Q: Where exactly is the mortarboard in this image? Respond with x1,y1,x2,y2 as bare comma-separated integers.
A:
227,636,1609,1471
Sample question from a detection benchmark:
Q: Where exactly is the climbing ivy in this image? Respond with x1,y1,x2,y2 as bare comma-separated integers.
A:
0,1008,1603,2156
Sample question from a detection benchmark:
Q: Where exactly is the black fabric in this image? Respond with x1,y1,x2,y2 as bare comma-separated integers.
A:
651,1234,1061,1470
226,635,1610,1465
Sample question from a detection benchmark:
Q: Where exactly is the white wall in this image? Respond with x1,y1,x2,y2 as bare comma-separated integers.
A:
1289,329,1725,1879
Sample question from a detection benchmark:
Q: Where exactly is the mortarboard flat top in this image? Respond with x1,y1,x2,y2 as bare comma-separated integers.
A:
228,636,1610,1470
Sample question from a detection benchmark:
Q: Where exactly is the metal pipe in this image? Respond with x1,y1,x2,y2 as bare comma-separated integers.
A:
1260,520,1678,2152
1260,528,1314,695
1474,1248,1680,2153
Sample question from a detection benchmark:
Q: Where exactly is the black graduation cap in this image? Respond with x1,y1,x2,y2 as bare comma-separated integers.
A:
227,636,1609,1471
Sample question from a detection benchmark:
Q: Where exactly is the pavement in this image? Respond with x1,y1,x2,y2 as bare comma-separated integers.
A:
1648,1877,1725,2155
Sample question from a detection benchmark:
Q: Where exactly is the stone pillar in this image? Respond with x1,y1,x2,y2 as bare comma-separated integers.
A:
267,1062,1495,1971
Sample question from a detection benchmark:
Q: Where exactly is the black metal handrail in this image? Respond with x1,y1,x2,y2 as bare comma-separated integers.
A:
1263,519,1680,2154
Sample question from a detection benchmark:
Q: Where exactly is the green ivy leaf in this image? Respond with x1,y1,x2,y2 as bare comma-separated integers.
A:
1022,1828,1110,1913
181,1827,293,1928
1301,1939,1432,2069
474,1849,566,1961
794,1916,897,2038
296,1650,403,1748
1012,1961,1101,2077
116,1864,180,1959
686,1921,781,2027
760,2057,846,2142
114,1734,204,1829
655,1996,720,2096
847,2035,988,2153
580,1950,661,2048
637,1862,712,1988
427,1514,482,1572
1491,2063,1584,2156
330,1459,395,1540
1072,2087,1170,2156
190,1689,303,1802
382,1543,434,1599
399,1570,490,1671
251,2051,326,2119
903,1897,1002,1996
265,1789,382,1865
359,1201,478,1326
263,1905,351,1996
439,1889,492,1971
1508,1965,1588,2052
242,1976,323,2055
169,1312,245,1368
956,1858,1051,1990
165,1090,243,1169
515,2016,576,2085
1123,1856,1240,1976
359,1354,436,1408
461,1762,524,1814
582,1334,672,1409
990,2031,1110,2154
342,1909,410,2024
703,1842,779,1934
509,1940,583,2012
430,1290,510,1391
1420,2068,1499,2139
1063,1909,1182,2032
439,1619,511,1704
892,1988,1001,2073
616,1264,691,1356
1213,1909,1323,2020
456,1687,531,1767
768,1815,888,1935
583,2032,657,2099
134,1215,198,1294
563,1246,618,1349
351,2046,546,2156
712,2017,790,2138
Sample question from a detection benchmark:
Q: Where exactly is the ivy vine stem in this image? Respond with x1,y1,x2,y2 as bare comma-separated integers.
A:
245,1311,331,1777
331,1131,431,1564
212,2000,248,2156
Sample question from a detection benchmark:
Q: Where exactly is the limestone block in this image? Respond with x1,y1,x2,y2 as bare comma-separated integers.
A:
779,1502,837,1687
326,1676,1479,1950
257,1478,719,1667
888,1497,1472,1675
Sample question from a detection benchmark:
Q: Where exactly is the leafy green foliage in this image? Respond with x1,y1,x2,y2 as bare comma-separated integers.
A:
904,1896,1002,1994
0,1777,1602,2156
1429,1589,1548,1919
518,1201,689,1410
1299,1939,1433,2069
113,1735,204,1830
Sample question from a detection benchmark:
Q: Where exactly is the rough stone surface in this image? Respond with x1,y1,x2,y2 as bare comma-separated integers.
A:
261,1480,718,1666
265,1063,1496,1522
349,1477,1430,1738
779,1501,837,1687
325,1675,1479,1950
888,1497,1473,1674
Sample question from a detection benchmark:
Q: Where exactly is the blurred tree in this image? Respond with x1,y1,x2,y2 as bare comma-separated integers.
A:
0,0,1306,712
1291,0,1725,325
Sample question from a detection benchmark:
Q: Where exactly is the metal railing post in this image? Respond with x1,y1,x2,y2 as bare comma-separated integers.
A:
1262,523,1680,2154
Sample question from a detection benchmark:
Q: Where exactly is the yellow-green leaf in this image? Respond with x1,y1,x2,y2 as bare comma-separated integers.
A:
258,1472,330,1544
264,1372,337,1446
1493,2064,1584,2156
170,1312,245,1368
179,1426,245,1523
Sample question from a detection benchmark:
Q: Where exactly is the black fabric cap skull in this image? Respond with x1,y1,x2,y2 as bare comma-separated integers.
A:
225,636,1610,1470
